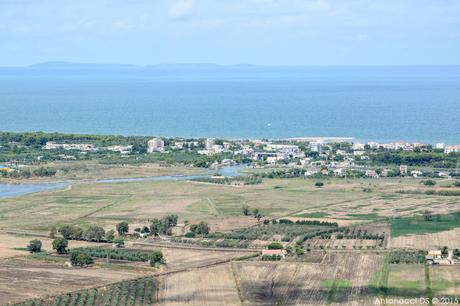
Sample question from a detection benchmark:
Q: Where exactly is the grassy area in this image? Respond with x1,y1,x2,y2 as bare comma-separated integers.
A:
1,176,458,236
294,212,330,218
391,211,460,237
345,213,380,220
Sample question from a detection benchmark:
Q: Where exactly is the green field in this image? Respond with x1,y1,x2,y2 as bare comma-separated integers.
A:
391,211,460,237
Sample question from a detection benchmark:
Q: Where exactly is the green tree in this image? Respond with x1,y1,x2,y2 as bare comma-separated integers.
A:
242,205,250,216
59,225,75,240
52,237,68,254
27,239,42,253
190,221,210,236
116,221,129,236
315,181,324,188
422,180,436,186
70,250,94,266
85,225,105,242
149,250,164,267
267,242,283,250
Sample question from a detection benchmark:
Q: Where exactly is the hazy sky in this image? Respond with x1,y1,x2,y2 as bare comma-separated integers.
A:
1,0,460,66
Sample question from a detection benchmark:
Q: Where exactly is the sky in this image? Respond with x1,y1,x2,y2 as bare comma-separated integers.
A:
1,0,460,66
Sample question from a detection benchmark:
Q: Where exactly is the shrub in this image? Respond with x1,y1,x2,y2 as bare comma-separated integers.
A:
116,221,129,235
70,250,94,266
267,242,283,250
315,181,324,188
52,237,68,254
422,179,436,186
149,251,164,267
184,231,196,238
27,239,42,253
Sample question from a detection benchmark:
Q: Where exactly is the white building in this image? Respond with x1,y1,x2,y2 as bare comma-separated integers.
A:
400,165,408,175
205,138,215,150
436,143,445,150
310,142,323,154
147,138,164,153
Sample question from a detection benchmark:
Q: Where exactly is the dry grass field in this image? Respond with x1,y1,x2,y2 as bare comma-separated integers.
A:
233,253,383,306
388,228,460,250
130,243,256,272
159,264,241,306
0,233,105,258
0,257,143,304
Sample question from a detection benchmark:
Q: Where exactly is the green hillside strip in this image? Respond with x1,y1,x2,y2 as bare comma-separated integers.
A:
391,211,460,237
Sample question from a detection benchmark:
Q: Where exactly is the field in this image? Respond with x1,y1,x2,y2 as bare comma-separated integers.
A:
159,264,241,306
0,162,204,184
1,177,459,235
1,166,460,305
390,211,460,237
388,227,460,250
0,257,143,304
233,253,383,306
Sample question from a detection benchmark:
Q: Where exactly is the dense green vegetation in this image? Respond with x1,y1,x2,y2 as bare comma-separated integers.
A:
0,131,240,167
208,222,332,242
72,247,162,263
368,150,459,168
391,211,460,237
388,250,426,264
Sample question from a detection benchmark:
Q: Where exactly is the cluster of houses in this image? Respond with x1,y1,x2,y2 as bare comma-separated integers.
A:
426,249,457,265
40,138,459,178
44,141,133,154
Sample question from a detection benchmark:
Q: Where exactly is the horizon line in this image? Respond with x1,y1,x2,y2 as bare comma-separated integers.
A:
1,61,460,69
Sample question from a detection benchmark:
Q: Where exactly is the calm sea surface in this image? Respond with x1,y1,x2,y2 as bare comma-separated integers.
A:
1,65,459,143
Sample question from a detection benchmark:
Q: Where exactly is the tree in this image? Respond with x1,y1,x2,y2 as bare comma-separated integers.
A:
52,237,68,254
150,218,162,236
116,221,129,236
441,246,449,257
242,205,250,216
114,238,125,248
59,225,75,240
150,215,178,236
27,239,42,253
70,250,93,267
423,210,433,222
105,229,116,242
190,221,210,236
85,225,105,242
422,180,436,186
59,225,83,240
315,181,324,188
141,226,150,234
149,250,164,267
267,242,283,250
252,208,259,216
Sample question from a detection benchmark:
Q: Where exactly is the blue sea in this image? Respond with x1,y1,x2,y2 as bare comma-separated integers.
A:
1,65,459,144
